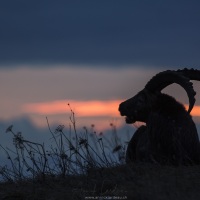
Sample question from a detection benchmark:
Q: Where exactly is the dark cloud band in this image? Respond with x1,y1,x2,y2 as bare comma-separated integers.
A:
0,1,200,67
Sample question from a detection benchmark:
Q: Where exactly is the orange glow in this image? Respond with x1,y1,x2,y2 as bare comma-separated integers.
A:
23,100,124,130
23,101,200,117
188,105,200,117
23,100,122,117
21,101,200,129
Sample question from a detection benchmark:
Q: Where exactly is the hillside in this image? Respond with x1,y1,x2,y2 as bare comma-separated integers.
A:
1,163,200,200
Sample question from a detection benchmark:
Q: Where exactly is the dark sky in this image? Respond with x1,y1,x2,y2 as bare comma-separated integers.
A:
0,0,200,67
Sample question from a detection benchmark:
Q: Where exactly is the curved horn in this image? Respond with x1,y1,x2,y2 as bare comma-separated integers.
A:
145,70,196,113
177,68,200,81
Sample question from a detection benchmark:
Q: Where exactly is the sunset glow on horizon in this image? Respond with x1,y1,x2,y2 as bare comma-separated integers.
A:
1,65,200,131
23,99,122,117
186,105,200,117
21,100,125,130
19,100,200,130
23,99,200,118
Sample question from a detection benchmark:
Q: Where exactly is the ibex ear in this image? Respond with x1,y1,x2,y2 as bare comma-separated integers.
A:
145,70,196,113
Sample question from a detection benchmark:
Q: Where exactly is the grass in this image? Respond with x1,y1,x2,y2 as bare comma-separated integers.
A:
0,163,200,200
0,106,200,200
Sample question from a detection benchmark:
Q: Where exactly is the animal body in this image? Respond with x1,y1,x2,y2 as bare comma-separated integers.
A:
119,69,200,165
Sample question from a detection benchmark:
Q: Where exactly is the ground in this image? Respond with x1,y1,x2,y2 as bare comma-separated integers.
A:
0,163,200,200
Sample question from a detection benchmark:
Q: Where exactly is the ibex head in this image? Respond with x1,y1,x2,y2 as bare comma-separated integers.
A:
119,69,199,124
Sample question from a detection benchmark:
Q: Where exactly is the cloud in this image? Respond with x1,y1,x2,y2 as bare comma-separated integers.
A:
1,66,200,132
0,1,200,67
0,66,156,110
0,66,155,130
2,66,200,121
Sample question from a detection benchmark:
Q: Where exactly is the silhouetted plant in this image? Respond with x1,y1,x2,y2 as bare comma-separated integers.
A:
0,106,127,182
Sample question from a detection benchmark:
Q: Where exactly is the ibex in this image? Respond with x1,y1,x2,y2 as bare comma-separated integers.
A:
119,69,200,165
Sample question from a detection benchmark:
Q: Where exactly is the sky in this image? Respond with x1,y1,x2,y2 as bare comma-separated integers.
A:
1,1,200,145
1,1,200,66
